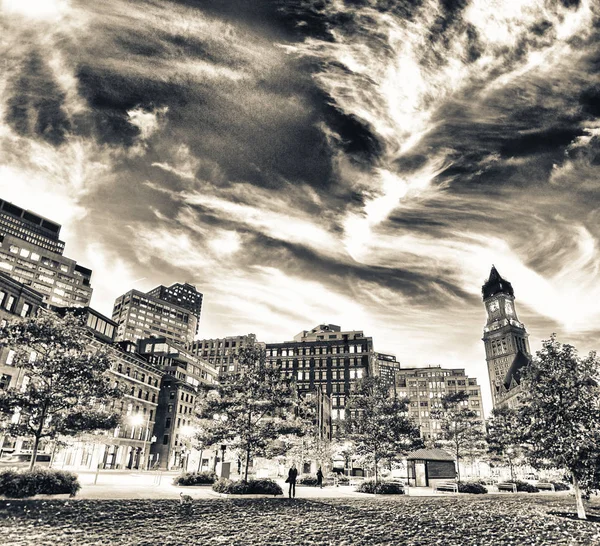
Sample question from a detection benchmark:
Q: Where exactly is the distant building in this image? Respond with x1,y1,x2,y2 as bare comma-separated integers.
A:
146,283,203,333
481,266,531,408
112,284,203,346
0,273,45,397
266,324,375,437
188,334,260,377
373,353,400,387
0,198,93,308
0,197,65,254
393,365,485,440
1,304,164,471
138,337,218,470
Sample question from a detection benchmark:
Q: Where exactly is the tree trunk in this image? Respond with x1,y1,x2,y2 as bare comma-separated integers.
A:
572,473,587,520
213,448,218,472
455,444,461,483
49,441,58,469
374,454,379,486
197,449,203,472
508,457,515,483
29,434,41,471
244,444,251,482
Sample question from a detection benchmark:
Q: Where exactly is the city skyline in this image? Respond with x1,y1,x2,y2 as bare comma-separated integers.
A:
2,1,600,416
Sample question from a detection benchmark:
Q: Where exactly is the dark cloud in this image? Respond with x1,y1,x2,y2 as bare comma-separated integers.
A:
6,50,71,146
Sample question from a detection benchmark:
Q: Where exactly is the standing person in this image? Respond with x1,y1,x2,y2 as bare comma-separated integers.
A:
287,463,298,499
316,467,324,489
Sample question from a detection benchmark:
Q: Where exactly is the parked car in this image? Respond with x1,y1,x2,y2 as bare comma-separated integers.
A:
0,453,52,468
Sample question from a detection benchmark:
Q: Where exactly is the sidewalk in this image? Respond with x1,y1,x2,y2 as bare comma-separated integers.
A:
71,471,459,500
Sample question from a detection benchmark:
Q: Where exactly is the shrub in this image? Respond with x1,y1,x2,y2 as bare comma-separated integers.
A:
355,480,404,495
0,468,80,498
212,478,283,496
173,471,217,486
297,475,319,486
326,472,349,484
552,482,570,492
458,482,488,494
500,480,539,493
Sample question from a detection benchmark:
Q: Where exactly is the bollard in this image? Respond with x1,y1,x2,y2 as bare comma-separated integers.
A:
94,463,101,485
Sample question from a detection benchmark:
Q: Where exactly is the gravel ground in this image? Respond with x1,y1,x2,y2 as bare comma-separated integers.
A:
1,496,599,545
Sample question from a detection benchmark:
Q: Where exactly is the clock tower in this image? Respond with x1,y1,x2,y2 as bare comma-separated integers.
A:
482,266,530,408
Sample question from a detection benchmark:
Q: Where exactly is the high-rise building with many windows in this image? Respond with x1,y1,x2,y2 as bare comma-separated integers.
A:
112,284,202,346
188,334,260,377
266,324,375,437
393,365,485,440
0,198,93,308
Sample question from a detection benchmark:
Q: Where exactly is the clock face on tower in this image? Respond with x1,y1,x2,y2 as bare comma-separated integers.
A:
505,301,514,316
488,300,499,313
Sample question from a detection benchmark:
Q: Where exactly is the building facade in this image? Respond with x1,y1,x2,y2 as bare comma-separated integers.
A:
112,286,201,346
373,353,401,387
393,365,485,440
481,266,531,408
189,334,260,377
146,283,203,335
0,197,65,254
51,308,164,471
266,324,375,437
138,337,218,469
0,198,93,308
0,273,44,399
0,303,164,470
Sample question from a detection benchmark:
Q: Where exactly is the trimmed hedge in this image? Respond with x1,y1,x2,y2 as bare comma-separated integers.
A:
0,468,80,498
552,481,570,492
212,478,283,496
326,473,349,484
297,475,319,486
499,480,539,493
173,471,217,486
458,482,488,494
355,480,405,495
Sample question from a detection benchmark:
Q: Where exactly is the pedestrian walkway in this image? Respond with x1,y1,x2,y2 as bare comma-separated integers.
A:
71,471,465,500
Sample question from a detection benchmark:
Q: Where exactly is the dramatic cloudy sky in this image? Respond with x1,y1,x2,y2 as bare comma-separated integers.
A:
1,0,600,413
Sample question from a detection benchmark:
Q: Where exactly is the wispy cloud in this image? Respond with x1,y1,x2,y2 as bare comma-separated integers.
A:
2,0,600,415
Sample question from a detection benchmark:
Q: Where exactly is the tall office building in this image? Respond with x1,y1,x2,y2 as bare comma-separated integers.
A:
0,198,93,308
146,283,202,333
373,353,401,386
266,324,375,436
481,266,531,408
138,337,218,469
189,334,260,377
112,284,202,346
393,365,485,440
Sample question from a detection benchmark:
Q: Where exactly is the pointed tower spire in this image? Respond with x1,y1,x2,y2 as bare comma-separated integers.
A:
482,265,514,299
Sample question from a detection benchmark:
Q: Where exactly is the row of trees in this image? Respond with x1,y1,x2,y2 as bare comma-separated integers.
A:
2,313,600,519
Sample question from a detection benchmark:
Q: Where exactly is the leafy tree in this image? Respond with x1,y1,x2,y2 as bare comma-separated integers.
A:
193,345,304,481
278,391,332,471
431,391,486,482
518,335,600,520
0,312,122,470
345,376,422,484
487,405,523,482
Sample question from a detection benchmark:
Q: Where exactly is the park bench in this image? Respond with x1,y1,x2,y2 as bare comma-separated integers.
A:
434,481,458,493
497,482,517,493
535,482,555,492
